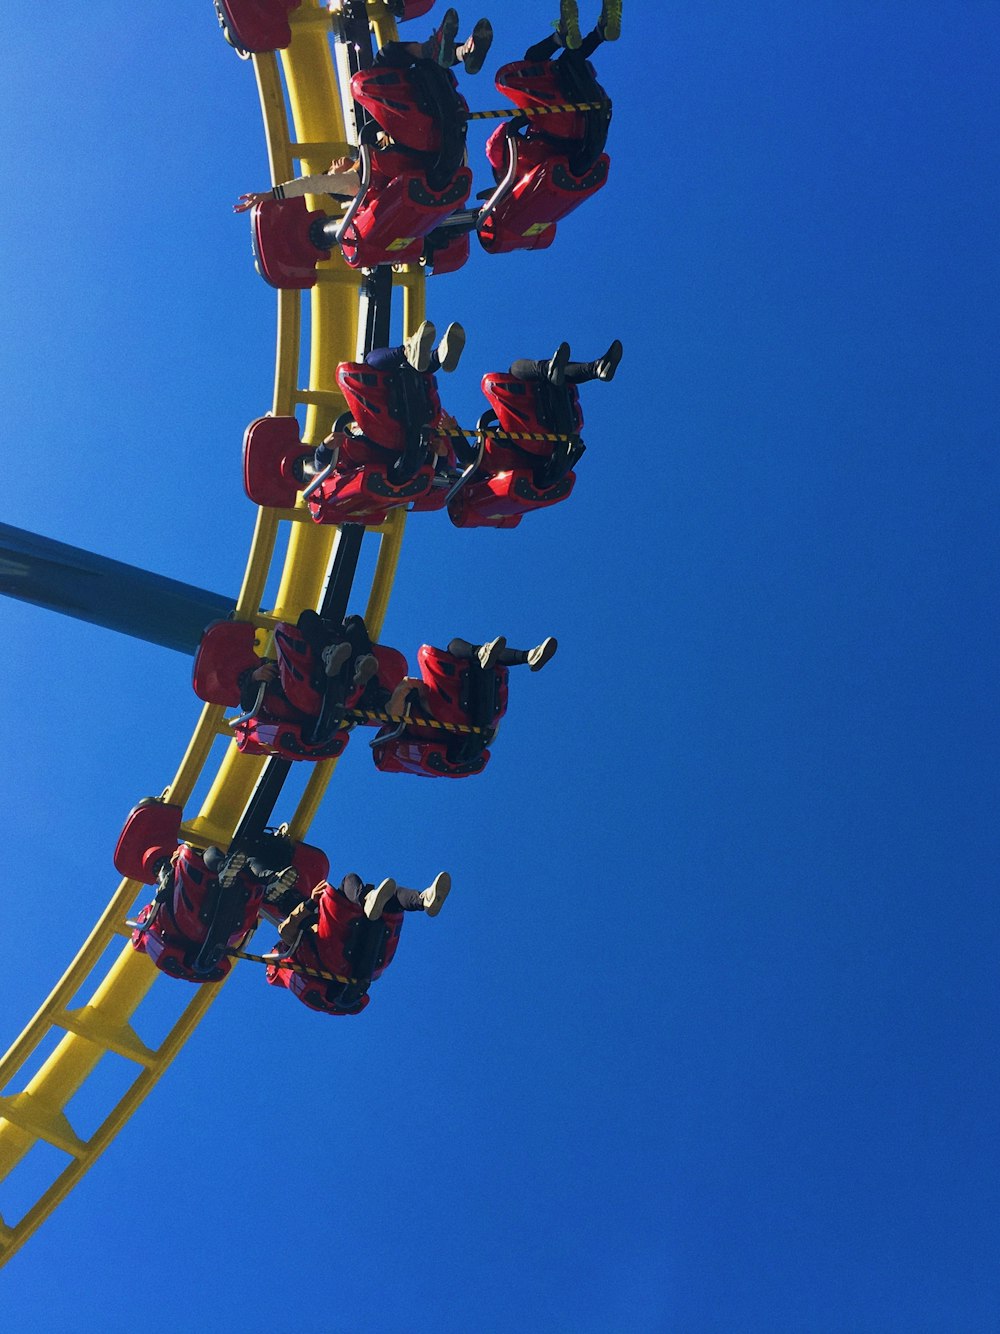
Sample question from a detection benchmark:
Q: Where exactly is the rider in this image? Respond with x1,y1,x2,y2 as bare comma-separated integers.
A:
302,321,470,480
509,338,624,387
485,1,620,182
371,6,493,76
531,0,621,61
373,633,557,776
233,8,493,213
238,613,382,712
131,844,298,984
266,869,452,1014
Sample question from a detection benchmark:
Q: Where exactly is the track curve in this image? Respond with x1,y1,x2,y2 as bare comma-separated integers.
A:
0,3,420,1266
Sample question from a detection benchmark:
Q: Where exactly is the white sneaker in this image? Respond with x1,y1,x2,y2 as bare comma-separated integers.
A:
322,640,352,676
527,636,558,672
421,872,452,917
403,320,436,372
477,636,506,670
436,322,466,373
364,877,397,920
353,653,379,689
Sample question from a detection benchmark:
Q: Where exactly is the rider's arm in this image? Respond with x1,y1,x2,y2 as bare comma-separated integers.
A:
233,164,360,212
270,168,360,201
386,678,431,716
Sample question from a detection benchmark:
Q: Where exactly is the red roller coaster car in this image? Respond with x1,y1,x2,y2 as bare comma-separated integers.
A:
372,644,509,778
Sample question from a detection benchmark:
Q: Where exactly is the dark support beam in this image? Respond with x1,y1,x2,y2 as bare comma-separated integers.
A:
0,522,234,655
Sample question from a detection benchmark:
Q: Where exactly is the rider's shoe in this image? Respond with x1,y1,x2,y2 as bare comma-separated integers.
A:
353,653,379,689
436,322,466,372
458,18,493,74
594,339,623,381
598,0,621,41
527,636,558,672
218,851,249,889
322,640,353,676
270,866,299,894
547,341,570,387
555,0,582,49
422,8,460,66
421,872,452,917
404,320,436,372
364,877,397,921
477,635,507,670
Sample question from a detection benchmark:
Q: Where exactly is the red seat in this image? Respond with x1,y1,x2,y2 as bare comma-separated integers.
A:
234,635,406,763
337,362,442,451
216,0,300,52
341,165,472,270
479,58,611,255
243,415,306,509
479,137,609,255
372,645,508,778
266,882,403,1014
252,197,330,290
494,58,607,144
307,442,437,525
131,846,263,985
350,66,468,162
446,372,584,528
193,620,261,708
398,0,434,17
482,373,584,441
114,800,184,884
289,841,330,896
242,414,437,524
447,467,576,530
423,229,471,275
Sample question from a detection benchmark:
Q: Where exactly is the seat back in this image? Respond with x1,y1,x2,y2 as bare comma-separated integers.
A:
481,374,583,443
496,57,611,170
315,885,403,983
351,65,468,184
243,414,305,509
217,0,300,53
193,620,261,707
341,167,472,270
272,621,323,717
478,151,609,254
114,799,184,884
336,363,441,451
171,847,263,946
252,197,329,290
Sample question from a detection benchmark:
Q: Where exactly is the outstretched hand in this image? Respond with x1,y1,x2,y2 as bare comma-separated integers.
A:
233,191,271,214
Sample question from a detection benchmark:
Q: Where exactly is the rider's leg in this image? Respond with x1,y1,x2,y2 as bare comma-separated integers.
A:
388,873,452,916
565,339,623,383
525,0,581,60
497,637,559,672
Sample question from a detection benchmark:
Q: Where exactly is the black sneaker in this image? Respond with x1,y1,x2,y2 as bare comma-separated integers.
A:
423,8,460,66
594,339,623,382
460,18,493,75
547,341,570,387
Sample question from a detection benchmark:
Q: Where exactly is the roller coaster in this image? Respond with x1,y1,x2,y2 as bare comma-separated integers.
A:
0,0,616,1265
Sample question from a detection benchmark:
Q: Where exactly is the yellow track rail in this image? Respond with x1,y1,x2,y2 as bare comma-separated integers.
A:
0,2,421,1265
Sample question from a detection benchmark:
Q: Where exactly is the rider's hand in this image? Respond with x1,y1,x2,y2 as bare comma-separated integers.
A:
233,191,270,214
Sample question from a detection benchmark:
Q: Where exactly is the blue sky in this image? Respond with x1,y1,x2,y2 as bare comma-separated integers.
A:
1,2,998,1330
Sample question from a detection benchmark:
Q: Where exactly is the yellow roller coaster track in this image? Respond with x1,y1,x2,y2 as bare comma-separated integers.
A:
0,2,419,1266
